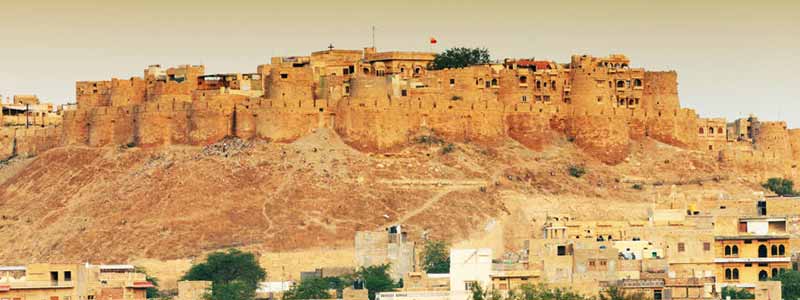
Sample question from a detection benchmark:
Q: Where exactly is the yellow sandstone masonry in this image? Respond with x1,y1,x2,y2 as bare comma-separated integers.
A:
0,49,797,177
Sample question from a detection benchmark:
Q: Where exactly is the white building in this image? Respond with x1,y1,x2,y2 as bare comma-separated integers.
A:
449,248,492,300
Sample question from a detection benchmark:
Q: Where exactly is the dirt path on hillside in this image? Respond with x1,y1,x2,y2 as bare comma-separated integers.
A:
381,179,489,226
261,167,299,232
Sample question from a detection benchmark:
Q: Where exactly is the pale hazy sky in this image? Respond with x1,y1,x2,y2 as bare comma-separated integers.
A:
1,0,798,127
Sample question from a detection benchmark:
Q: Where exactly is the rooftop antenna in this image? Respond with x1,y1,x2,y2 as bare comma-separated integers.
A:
371,25,376,48
328,43,335,51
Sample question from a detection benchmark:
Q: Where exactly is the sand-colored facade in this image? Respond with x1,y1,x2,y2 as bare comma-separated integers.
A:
0,47,796,182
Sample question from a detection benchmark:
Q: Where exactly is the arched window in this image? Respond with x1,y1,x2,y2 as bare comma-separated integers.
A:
519,76,527,84
709,127,715,134
779,245,786,255
617,81,625,88
732,246,739,256
733,269,740,280
628,99,634,105
551,80,557,90
759,270,768,281
536,80,541,89
699,127,705,134
725,269,732,280
414,67,421,75
634,79,642,87
772,245,778,256
759,245,768,258
725,245,731,255
491,79,498,86
772,268,779,278
718,127,724,134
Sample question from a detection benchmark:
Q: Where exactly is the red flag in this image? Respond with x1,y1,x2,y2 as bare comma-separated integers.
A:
429,37,437,44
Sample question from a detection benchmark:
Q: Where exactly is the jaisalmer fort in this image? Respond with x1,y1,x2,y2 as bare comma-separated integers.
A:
1,3,800,300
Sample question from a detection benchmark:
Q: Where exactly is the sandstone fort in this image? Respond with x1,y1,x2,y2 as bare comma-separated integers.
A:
1,47,798,181
2,46,800,300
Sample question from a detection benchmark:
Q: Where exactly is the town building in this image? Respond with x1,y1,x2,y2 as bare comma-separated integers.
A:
714,216,791,290
0,263,153,300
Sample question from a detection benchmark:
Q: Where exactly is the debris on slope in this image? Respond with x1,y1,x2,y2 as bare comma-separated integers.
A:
201,136,252,157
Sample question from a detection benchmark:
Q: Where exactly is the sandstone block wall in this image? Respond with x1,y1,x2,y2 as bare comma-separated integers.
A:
505,105,562,151
789,129,800,162
0,128,14,159
756,122,792,161
0,126,63,160
642,71,680,112
5,52,799,178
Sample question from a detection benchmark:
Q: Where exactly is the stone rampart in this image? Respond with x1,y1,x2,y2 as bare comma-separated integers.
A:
5,54,799,174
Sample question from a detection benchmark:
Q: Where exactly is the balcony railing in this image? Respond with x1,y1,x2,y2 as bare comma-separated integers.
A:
4,281,74,289
713,257,790,263
665,277,715,287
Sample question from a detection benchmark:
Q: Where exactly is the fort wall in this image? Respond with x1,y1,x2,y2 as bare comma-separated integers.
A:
505,108,561,151
642,71,680,112
755,122,792,161
110,78,147,106
4,52,799,179
789,129,800,163
334,100,420,151
567,113,630,164
0,128,14,159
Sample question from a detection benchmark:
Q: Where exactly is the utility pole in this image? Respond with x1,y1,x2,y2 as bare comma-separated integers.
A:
372,26,376,48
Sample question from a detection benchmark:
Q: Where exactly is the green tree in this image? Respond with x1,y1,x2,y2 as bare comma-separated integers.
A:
421,240,450,274
209,280,252,300
772,269,800,300
283,277,333,300
134,266,161,299
430,47,491,70
516,283,586,300
182,249,267,300
357,264,396,300
469,284,504,300
599,286,645,300
762,178,797,196
721,286,754,299
322,276,352,292
568,165,586,178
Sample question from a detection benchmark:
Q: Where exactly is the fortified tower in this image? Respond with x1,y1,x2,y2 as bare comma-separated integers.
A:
267,59,315,102
334,75,419,151
756,121,792,160
564,56,631,164
642,71,680,112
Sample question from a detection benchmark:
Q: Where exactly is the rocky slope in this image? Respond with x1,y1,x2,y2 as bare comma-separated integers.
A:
0,128,764,284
